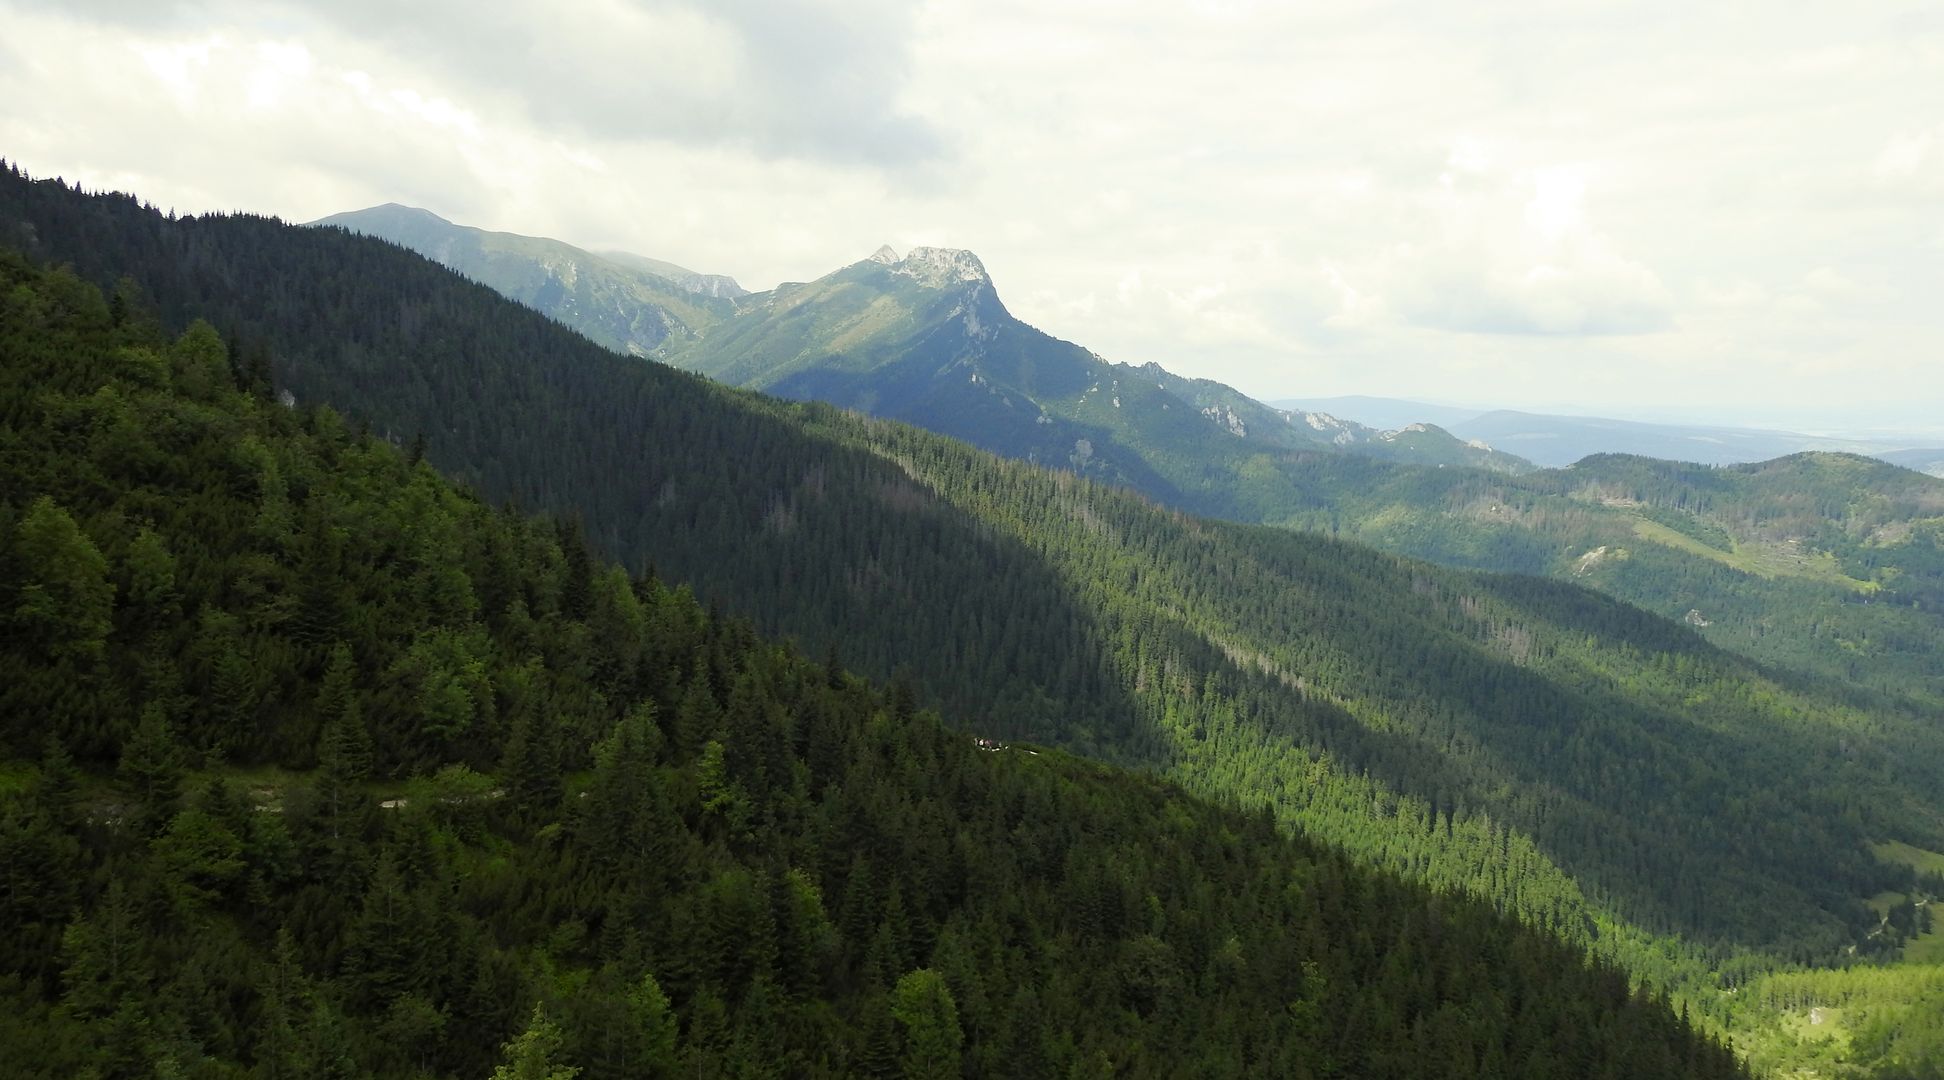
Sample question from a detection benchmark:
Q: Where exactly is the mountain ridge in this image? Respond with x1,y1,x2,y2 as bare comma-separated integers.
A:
310,203,742,356
664,236,1535,492
100,192,1944,711
594,246,749,298
1280,394,1944,473
308,205,1536,491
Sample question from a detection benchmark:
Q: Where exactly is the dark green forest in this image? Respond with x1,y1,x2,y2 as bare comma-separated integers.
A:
620,220,1944,713
9,163,1944,1074
1309,450,1944,708
4,166,1935,961
0,252,1754,1077
612,219,1944,712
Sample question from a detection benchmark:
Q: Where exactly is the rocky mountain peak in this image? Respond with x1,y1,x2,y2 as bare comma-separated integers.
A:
894,246,989,288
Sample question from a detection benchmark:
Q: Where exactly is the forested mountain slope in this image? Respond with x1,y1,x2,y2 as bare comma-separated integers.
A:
676,244,1944,709
1313,450,1944,708
7,167,1944,1004
308,207,1530,486
666,245,1532,476
300,196,1944,710
0,253,1749,1078
312,203,739,356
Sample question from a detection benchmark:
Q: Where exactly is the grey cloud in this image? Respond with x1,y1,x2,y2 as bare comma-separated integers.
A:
21,0,947,169
13,0,1941,416
6,0,200,30
331,0,946,167
705,0,947,164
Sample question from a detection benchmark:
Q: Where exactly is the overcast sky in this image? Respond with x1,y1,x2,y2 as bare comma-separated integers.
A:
5,1,1941,432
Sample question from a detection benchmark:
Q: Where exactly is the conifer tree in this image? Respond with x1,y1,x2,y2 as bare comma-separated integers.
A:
629,973,679,1078
492,1005,579,1080
11,496,114,662
119,703,183,836
890,969,962,1080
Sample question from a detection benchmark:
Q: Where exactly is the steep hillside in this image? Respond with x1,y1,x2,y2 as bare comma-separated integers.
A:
306,204,1533,497
0,255,1753,1078
310,204,739,355
668,244,1532,485
1321,451,1944,707
295,204,1944,711
675,247,1944,708
8,167,1944,1009
598,247,749,299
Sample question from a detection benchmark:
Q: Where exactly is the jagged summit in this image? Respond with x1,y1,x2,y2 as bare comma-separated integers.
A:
893,245,988,288
860,244,989,288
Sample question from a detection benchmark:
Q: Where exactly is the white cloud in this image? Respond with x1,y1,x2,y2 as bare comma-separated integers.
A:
2,0,1941,424
1368,159,1675,337
1873,130,1934,180
9,0,943,166
1802,266,1867,301
1870,125,1944,206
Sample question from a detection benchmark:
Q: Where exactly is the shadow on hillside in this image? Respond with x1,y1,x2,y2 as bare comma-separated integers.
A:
0,170,1158,758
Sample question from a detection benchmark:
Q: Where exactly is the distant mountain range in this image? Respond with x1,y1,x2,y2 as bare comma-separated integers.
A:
1280,395,1944,475
1880,447,1944,476
312,208,1534,515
